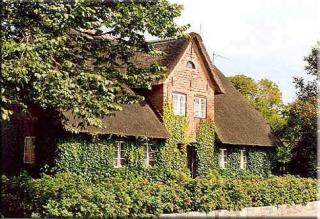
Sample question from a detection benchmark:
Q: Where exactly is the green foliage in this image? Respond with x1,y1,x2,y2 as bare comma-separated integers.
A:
194,120,215,176
55,138,114,180
1,0,188,126
277,44,319,177
54,136,193,182
2,173,317,217
158,100,190,172
188,175,317,212
247,149,273,177
228,75,286,130
1,172,33,217
217,146,273,178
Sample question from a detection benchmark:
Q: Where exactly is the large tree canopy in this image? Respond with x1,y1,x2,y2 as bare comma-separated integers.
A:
279,43,319,177
228,75,285,130
1,0,188,126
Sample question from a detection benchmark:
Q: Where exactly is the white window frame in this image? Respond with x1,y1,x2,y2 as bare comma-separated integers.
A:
194,96,207,118
219,149,227,169
144,144,157,167
240,149,247,170
172,93,186,116
114,141,125,168
23,136,36,164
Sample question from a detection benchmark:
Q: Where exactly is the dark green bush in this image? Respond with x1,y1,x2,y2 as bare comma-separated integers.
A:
1,173,317,217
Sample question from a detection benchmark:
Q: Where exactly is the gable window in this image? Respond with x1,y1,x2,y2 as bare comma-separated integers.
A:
194,97,207,118
23,136,36,164
114,141,126,167
144,144,158,167
219,149,227,169
186,61,196,69
172,93,186,116
240,149,247,170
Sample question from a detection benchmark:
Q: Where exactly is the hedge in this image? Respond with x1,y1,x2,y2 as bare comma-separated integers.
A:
1,173,317,218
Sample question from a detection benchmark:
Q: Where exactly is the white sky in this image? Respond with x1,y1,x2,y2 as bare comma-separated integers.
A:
170,0,319,103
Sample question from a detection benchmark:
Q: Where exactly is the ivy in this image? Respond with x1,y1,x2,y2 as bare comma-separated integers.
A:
157,100,190,173
53,101,274,180
216,145,274,178
53,100,192,180
247,148,273,177
55,137,114,181
194,120,215,176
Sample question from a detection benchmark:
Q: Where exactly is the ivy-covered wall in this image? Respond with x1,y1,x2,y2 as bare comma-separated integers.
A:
216,143,275,178
193,120,215,176
53,102,274,180
55,136,166,181
157,101,190,173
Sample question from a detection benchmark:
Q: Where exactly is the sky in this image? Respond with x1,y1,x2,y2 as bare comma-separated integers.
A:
170,0,319,103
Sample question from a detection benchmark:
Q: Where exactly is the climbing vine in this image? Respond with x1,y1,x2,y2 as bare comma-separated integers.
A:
157,100,190,173
53,100,274,180
55,137,114,181
216,145,274,178
194,120,215,176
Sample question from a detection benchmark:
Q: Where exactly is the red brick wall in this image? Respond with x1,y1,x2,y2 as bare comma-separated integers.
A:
145,41,215,142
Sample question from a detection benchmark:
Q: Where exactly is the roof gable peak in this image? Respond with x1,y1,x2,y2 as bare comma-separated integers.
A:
163,32,225,94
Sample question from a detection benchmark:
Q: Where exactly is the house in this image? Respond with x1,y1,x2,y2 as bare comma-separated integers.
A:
1,33,276,176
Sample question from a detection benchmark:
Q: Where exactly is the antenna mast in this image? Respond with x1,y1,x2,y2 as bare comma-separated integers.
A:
212,51,215,64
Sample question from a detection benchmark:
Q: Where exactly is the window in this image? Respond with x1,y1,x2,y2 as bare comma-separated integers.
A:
172,93,186,116
23,136,36,164
219,149,227,169
114,141,126,167
186,61,196,69
144,144,158,166
194,97,207,118
240,149,247,170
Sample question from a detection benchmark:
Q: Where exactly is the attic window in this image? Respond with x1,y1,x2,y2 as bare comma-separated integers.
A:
186,61,196,69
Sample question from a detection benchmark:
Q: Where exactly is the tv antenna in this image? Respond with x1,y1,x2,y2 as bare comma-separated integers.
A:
212,51,229,64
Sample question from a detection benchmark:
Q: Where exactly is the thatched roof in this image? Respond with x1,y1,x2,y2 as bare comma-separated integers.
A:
63,101,168,139
61,32,275,145
133,33,225,94
213,67,275,146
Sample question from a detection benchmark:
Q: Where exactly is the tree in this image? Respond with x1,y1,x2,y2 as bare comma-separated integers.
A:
279,43,319,177
1,0,188,127
228,75,285,130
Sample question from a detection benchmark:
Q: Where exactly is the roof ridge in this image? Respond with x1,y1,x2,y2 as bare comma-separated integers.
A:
148,38,179,44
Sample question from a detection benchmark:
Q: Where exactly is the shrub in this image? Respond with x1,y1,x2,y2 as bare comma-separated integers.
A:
1,172,33,217
1,173,317,217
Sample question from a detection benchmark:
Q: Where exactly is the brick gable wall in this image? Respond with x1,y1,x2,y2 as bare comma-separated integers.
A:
146,41,215,141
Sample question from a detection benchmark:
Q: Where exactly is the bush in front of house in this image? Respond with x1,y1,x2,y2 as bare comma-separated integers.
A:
1,173,317,217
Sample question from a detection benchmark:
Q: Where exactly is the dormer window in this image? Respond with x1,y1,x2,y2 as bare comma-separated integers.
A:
186,61,196,69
